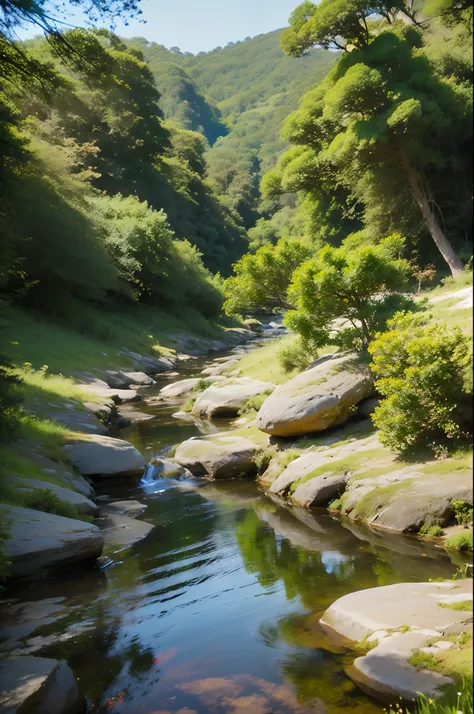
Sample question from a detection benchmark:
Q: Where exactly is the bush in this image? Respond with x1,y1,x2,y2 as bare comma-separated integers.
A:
419,524,444,537
369,313,473,452
0,355,21,443
277,335,314,373
451,499,473,525
19,487,90,522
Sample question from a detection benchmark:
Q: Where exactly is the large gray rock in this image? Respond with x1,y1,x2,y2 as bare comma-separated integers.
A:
0,656,82,714
1,505,104,578
63,435,145,477
12,448,94,498
97,511,154,548
342,469,473,533
191,378,275,418
119,348,175,373
77,378,140,403
7,476,97,516
200,359,239,377
291,472,347,508
103,370,156,388
256,352,373,437
174,434,262,479
144,458,191,480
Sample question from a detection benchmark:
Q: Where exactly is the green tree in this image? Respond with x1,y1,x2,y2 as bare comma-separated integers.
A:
369,312,473,451
223,237,311,316
284,234,415,352
279,4,470,276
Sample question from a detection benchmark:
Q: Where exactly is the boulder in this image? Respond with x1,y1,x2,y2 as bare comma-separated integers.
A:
0,656,82,714
159,376,225,399
103,370,156,388
102,500,146,518
291,472,347,508
119,348,176,373
8,476,98,516
200,359,239,376
0,505,104,578
13,448,94,498
63,435,145,477
191,378,275,418
174,434,262,479
77,380,140,403
343,469,473,533
143,458,191,480
256,352,373,437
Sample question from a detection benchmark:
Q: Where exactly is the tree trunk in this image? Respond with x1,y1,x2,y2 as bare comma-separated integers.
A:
400,146,464,277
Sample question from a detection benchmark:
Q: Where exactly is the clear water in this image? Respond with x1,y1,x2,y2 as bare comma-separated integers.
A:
0,341,460,714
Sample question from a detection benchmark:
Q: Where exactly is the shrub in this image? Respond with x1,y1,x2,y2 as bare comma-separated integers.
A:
193,379,213,393
19,488,90,522
238,389,273,415
278,335,314,373
419,524,444,537
451,499,473,525
369,313,473,452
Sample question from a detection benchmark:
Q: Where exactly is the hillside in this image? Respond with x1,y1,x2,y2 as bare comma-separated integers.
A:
128,32,338,228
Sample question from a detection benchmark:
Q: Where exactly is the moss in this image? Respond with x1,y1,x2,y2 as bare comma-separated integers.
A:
357,633,379,653
182,397,196,413
238,389,273,416
445,530,473,552
0,485,91,522
438,600,473,611
192,378,213,393
349,479,414,521
409,631,472,681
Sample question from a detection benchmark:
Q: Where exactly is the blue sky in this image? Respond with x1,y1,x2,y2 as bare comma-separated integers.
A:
18,0,300,54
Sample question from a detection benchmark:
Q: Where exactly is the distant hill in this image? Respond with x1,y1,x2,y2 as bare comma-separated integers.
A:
127,30,337,227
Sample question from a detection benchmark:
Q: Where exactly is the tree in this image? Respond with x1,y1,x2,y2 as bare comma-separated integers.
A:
279,4,469,276
284,234,415,352
369,312,473,451
223,238,311,316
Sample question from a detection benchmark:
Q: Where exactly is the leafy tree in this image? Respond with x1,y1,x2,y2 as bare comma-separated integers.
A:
284,234,415,352
369,312,473,451
223,238,311,316
279,4,470,275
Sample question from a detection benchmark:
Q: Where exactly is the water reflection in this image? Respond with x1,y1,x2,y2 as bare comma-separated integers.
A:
0,475,458,714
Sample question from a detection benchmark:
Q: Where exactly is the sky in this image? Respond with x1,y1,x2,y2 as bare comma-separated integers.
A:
18,0,300,54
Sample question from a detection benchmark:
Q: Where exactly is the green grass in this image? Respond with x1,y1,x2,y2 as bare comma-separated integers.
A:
0,479,91,522
3,303,228,376
445,530,473,552
20,370,98,404
438,600,473,611
238,388,274,416
234,334,299,384
423,269,473,297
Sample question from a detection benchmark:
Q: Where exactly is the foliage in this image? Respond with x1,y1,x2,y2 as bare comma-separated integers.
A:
369,312,473,452
238,389,274,416
276,2,472,275
223,238,311,316
278,336,314,373
284,235,415,353
419,524,444,537
0,354,21,443
451,499,473,525
386,678,473,714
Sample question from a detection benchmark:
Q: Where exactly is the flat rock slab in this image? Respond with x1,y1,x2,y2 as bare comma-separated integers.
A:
143,459,191,480
100,499,146,518
321,580,473,642
192,378,275,419
348,630,454,702
174,434,262,479
77,381,140,403
0,656,82,714
98,511,154,547
63,435,145,477
256,352,373,437
8,476,97,516
1,505,104,579
103,370,156,388
200,359,239,376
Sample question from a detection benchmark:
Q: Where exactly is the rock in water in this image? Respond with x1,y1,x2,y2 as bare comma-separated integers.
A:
103,370,156,388
191,378,275,418
0,505,104,578
63,435,145,476
0,656,82,714
174,434,262,479
256,352,373,437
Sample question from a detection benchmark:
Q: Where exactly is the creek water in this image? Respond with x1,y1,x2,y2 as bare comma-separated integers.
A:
0,338,461,714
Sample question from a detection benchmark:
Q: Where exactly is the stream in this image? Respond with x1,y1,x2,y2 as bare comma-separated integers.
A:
0,337,461,714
